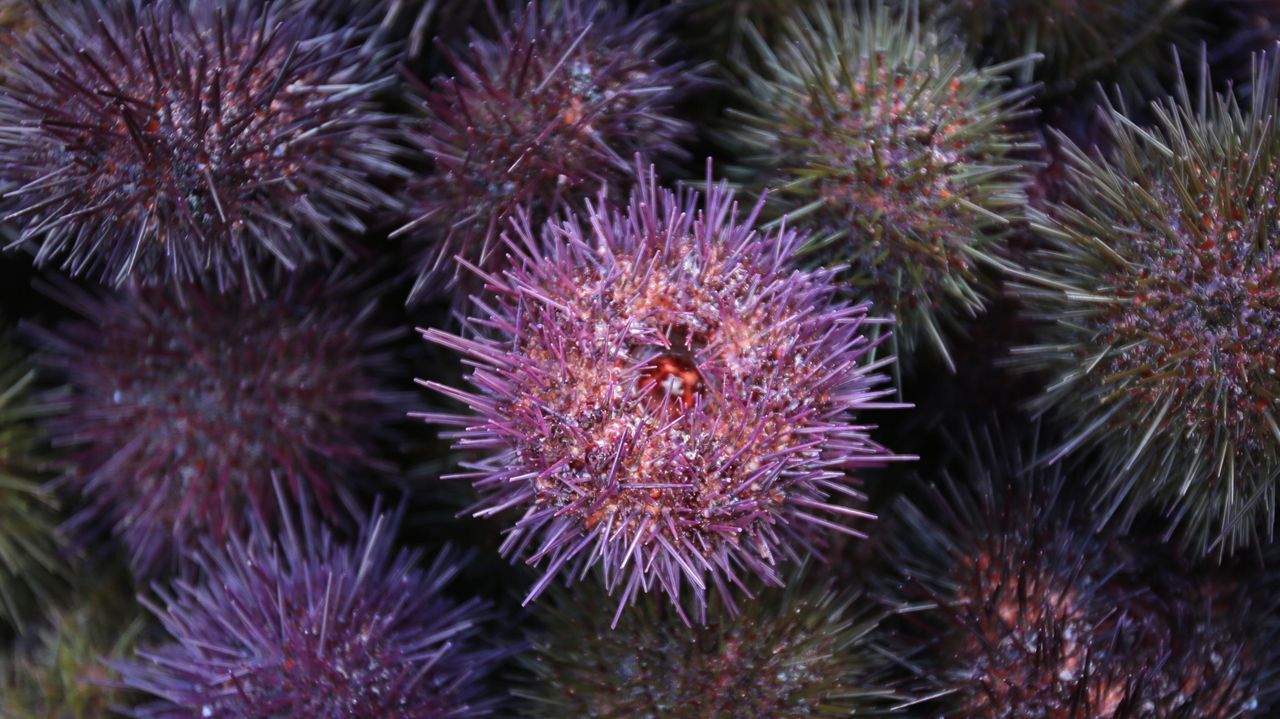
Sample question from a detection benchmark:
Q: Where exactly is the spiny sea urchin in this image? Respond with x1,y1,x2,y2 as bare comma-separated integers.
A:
0,565,146,719
0,342,62,630
30,269,403,577
928,0,1198,102
0,0,403,294
420,163,907,621
1012,56,1280,558
117,500,503,718
880,424,1278,717
517,573,898,717
880,425,1147,716
725,0,1036,374
397,0,698,301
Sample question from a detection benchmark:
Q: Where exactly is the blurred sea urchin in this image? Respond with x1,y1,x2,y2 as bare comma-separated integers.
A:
0,0,404,294
397,0,699,301
1014,56,1280,557
31,269,404,577
518,573,899,717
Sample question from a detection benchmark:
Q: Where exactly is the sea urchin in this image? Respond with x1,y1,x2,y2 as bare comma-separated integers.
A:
31,269,402,577
398,0,698,300
0,0,403,293
421,162,906,621
1013,56,1280,557
725,0,1036,373
117,501,502,718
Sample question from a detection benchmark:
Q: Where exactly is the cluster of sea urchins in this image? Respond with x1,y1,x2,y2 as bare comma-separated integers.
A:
398,0,698,300
421,163,906,621
0,0,403,294
1014,56,1280,558
879,424,1279,717
29,270,403,577
725,0,1036,375
115,500,502,718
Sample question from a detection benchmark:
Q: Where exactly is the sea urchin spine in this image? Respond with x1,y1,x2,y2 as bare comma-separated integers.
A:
420,161,908,622
0,0,404,294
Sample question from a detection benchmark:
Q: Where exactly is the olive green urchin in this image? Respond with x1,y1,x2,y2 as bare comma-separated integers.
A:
926,0,1199,102
0,567,145,719
0,344,62,630
671,0,822,62
517,575,900,717
725,0,1037,375
1013,57,1280,557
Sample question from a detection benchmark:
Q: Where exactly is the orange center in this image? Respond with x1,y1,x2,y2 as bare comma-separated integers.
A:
640,354,703,409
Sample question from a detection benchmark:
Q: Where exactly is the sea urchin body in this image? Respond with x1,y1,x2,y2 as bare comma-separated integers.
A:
519,575,896,717
31,270,402,577
398,0,697,300
421,163,906,621
726,0,1035,372
1014,58,1280,557
117,504,501,718
0,0,403,293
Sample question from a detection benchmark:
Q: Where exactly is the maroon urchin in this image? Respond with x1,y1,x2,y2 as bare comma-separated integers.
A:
30,269,403,577
397,0,699,301
420,163,907,621
117,499,503,718
0,0,403,294
880,424,1278,717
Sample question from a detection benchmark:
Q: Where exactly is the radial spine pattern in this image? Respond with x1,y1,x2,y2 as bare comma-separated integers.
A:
422,163,906,621
0,0,403,293
1014,57,1280,557
398,0,697,300
32,270,402,577
117,503,502,718
518,575,898,717
726,0,1035,372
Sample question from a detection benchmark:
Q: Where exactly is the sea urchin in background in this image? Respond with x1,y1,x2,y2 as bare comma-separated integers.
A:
518,573,898,717
0,0,403,294
926,0,1198,102
30,269,403,577
0,343,62,630
1014,57,1280,558
398,0,698,300
421,163,907,621
117,500,503,718
726,0,1036,375
879,424,1279,717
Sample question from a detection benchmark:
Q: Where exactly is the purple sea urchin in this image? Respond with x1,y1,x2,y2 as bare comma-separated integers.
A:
31,269,403,577
0,0,403,294
881,424,1279,717
398,0,698,300
518,574,898,717
420,163,906,620
117,502,502,718
1013,57,1280,557
725,0,1036,373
